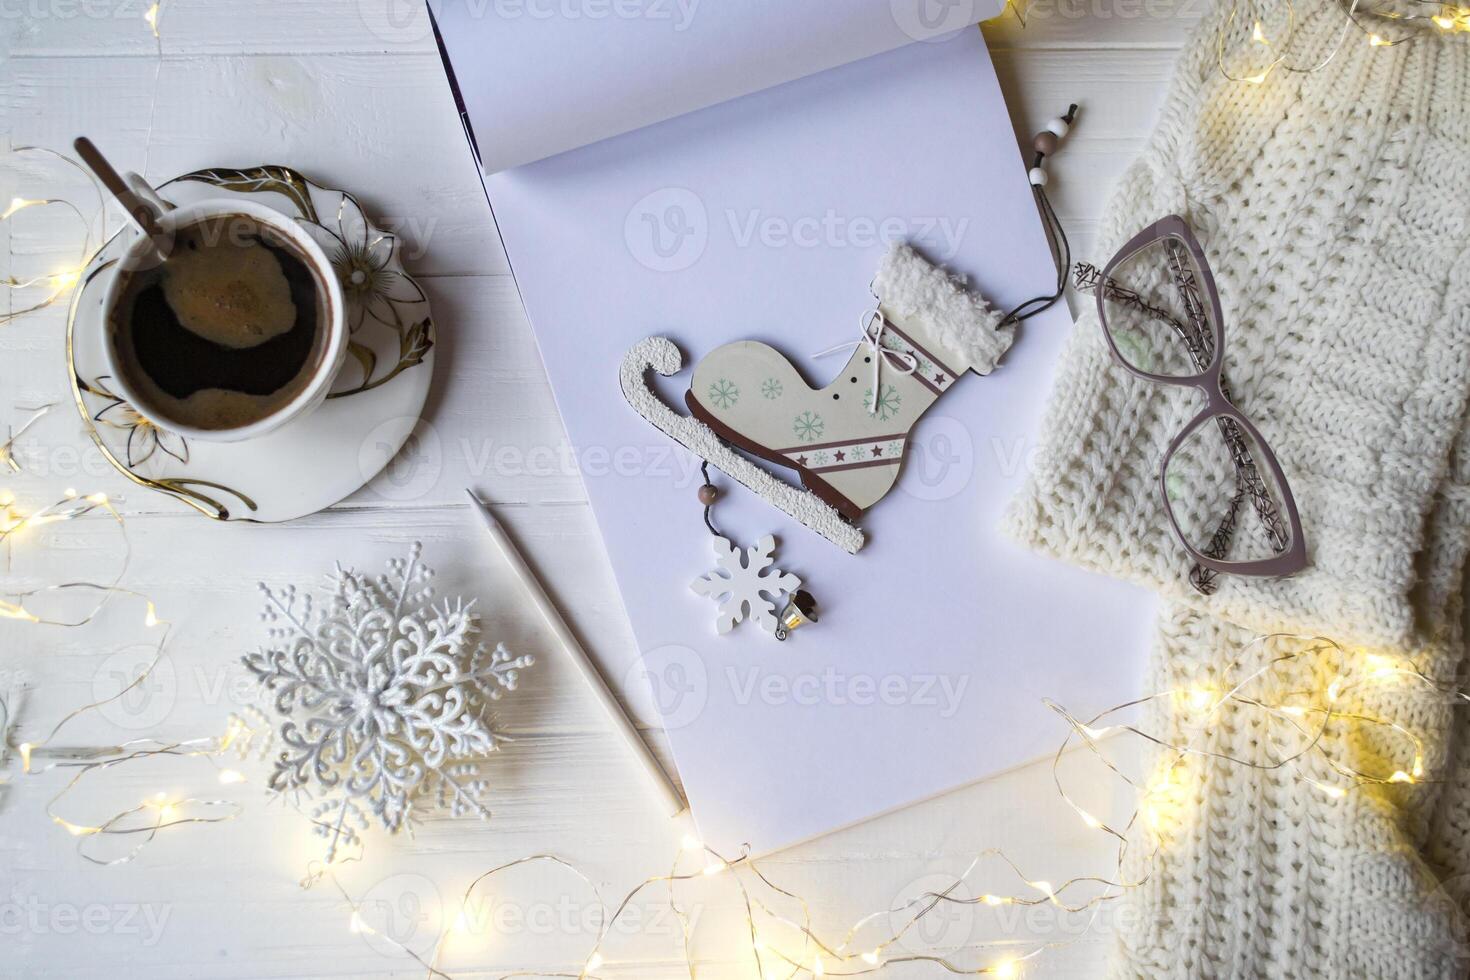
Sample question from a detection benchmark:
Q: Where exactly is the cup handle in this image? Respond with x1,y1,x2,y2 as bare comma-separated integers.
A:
123,171,174,217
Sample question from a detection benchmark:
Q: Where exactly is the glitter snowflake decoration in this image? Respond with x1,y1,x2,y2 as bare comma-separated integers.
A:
690,535,801,635
243,542,534,858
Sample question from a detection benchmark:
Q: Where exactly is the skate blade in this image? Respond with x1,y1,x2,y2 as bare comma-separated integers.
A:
683,391,866,523
619,337,865,555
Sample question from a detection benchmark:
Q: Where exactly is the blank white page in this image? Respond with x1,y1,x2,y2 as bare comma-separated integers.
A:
473,32,1155,855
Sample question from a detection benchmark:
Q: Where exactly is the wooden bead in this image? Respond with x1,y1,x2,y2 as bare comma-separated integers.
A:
1033,131,1059,156
698,483,718,505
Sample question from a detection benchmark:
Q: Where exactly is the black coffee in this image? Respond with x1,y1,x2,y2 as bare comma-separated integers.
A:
111,214,330,430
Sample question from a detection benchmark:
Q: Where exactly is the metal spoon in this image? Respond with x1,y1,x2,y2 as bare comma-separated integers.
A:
72,136,170,264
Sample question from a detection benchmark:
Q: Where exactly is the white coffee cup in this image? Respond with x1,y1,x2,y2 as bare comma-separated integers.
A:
100,174,347,444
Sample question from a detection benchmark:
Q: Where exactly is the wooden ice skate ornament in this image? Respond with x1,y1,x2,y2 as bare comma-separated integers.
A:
620,243,1016,554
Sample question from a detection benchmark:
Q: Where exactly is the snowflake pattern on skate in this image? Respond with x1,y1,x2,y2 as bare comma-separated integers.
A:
792,411,824,443
690,535,801,635
708,378,740,409
863,384,902,421
243,542,535,858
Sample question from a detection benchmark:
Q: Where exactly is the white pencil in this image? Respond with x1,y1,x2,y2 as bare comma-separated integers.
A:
465,489,687,817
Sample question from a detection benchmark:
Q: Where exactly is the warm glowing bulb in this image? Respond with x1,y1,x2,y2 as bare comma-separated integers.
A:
1434,13,1455,27
217,769,245,785
585,952,604,973
1080,724,1112,740
1309,779,1346,799
1369,33,1388,45
703,861,726,876
681,834,703,852
1141,802,1162,830
0,601,39,623
813,956,825,977
18,742,33,771
1413,758,1425,779
1251,20,1268,42
349,910,368,934
1244,69,1271,85
861,950,882,966
50,270,80,289
1187,686,1215,711
1029,880,1056,901
1080,810,1101,829
60,819,98,837
64,487,77,498
1326,678,1344,702
1389,770,1413,784
2,198,42,220
995,959,1020,979
982,893,1009,906
1279,705,1307,717
144,602,161,628
144,2,160,35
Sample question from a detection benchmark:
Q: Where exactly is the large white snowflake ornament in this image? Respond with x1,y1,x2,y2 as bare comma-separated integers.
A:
690,534,801,635
243,542,533,857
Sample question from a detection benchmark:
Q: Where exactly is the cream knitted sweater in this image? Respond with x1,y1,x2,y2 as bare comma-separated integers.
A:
1002,0,1470,975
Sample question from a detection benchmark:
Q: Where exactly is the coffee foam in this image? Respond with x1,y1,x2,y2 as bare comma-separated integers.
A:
160,221,298,349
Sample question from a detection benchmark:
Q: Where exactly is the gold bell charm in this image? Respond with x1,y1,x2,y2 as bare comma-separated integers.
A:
774,590,818,641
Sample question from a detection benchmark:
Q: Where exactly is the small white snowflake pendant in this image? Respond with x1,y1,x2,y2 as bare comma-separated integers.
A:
690,534,801,636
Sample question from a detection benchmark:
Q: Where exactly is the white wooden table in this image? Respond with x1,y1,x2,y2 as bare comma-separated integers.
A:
0,4,1196,976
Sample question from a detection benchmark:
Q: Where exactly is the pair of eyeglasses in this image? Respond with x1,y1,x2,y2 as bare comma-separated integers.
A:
1076,215,1306,591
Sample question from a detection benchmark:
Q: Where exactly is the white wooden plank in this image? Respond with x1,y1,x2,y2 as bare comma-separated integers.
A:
0,0,441,57
984,0,1207,48
3,53,508,277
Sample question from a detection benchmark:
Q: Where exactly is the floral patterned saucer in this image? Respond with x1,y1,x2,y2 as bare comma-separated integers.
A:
67,166,435,521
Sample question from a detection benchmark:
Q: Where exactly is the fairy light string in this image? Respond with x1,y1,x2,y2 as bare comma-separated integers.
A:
0,489,266,862
1,148,104,326
1214,0,1469,85
294,630,1465,980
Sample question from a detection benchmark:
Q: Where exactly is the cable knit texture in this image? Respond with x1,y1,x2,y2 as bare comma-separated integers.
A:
1000,0,1470,975
1004,0,1470,652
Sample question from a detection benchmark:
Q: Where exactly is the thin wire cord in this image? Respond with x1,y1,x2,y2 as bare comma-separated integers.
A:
999,103,1079,329
700,460,720,537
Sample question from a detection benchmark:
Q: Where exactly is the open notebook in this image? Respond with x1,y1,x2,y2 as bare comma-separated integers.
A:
429,2,1155,855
